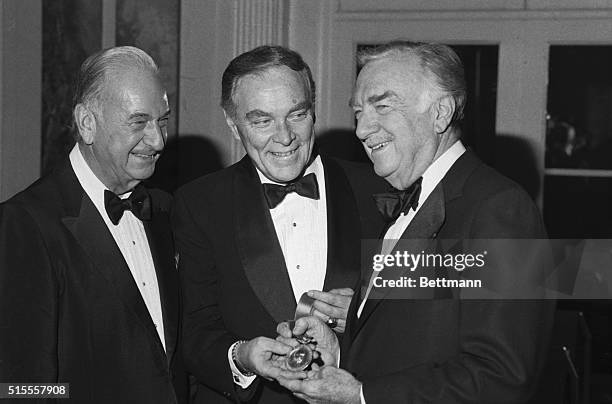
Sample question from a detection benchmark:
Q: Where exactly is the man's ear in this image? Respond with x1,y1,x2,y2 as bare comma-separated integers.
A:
433,95,456,134
74,103,96,145
223,110,241,141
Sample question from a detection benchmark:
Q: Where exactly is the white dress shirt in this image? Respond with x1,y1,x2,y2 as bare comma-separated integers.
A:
229,155,328,387
69,145,166,351
261,155,328,303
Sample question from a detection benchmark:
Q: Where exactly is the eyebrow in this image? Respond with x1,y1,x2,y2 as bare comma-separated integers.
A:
128,110,171,121
244,101,312,120
349,90,399,109
245,110,271,120
128,112,151,120
367,91,399,104
288,101,312,114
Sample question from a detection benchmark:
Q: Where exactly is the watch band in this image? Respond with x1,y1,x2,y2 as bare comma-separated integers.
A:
232,340,255,377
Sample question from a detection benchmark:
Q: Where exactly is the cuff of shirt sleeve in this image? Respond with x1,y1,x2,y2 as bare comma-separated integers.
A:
360,384,366,404
227,342,257,388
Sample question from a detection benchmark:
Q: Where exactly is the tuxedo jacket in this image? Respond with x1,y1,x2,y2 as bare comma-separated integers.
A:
172,155,385,403
0,162,185,403
342,151,554,404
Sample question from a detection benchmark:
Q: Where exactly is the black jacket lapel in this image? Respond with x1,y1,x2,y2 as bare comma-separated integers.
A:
233,157,297,323
354,184,446,335
144,204,178,366
60,171,166,357
348,150,479,342
321,157,361,291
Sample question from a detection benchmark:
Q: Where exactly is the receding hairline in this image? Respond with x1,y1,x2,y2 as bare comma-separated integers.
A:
229,65,313,115
92,65,163,108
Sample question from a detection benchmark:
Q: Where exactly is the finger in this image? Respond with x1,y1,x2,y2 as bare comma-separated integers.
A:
276,335,299,348
311,300,345,319
308,290,348,306
276,321,293,338
306,369,322,380
263,361,306,380
293,316,321,336
276,375,304,391
294,393,309,401
261,338,295,355
276,369,309,380
327,287,355,296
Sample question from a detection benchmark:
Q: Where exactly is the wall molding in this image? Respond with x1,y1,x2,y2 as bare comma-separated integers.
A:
334,9,612,21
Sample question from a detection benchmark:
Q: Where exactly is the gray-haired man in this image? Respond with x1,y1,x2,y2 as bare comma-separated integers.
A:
0,46,185,403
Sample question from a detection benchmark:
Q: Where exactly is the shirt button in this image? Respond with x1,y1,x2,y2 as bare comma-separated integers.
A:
292,222,297,227
296,265,301,269
142,282,146,286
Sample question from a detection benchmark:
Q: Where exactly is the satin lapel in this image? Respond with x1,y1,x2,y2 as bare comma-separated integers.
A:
399,184,446,240
143,206,178,366
61,193,163,354
354,184,446,335
234,157,297,323
321,157,361,291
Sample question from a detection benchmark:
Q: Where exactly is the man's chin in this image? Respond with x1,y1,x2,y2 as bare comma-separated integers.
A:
127,166,157,182
262,161,310,183
264,168,306,183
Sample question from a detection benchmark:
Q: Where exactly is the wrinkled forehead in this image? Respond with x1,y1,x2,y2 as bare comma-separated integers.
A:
234,66,309,100
231,66,311,116
353,56,430,104
98,68,168,118
103,68,165,99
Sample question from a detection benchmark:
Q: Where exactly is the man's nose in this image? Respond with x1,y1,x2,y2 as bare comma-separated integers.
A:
144,121,166,151
274,120,295,146
355,111,379,141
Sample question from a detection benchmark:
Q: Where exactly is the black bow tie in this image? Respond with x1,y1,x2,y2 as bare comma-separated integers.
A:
373,177,423,223
263,173,320,209
104,184,152,225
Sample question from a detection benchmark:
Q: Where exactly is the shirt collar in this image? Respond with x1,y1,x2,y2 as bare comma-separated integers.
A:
69,145,133,222
418,140,466,207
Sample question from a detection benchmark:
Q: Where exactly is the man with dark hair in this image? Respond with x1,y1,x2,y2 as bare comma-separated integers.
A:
0,46,185,403
276,40,553,403
172,45,384,403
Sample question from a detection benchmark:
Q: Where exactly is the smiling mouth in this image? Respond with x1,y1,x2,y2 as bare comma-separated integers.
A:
370,142,390,151
271,149,298,158
131,152,159,159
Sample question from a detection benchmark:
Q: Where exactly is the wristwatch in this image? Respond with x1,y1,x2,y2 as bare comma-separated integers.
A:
232,340,255,377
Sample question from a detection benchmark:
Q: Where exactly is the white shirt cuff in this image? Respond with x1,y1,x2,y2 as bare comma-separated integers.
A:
360,384,366,404
227,342,257,388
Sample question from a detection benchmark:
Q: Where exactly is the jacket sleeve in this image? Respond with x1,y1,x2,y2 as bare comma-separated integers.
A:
171,191,259,402
0,202,60,389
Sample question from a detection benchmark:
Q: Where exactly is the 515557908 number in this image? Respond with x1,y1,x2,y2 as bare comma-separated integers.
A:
0,383,69,399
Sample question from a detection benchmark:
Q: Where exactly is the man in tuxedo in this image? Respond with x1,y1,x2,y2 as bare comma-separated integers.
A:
0,46,185,403
172,45,384,403
276,41,554,403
